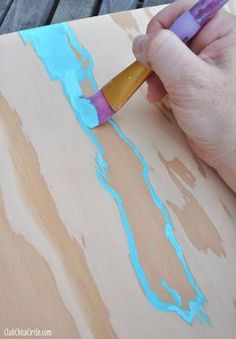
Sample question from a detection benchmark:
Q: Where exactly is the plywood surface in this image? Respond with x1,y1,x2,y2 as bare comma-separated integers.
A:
0,3,236,339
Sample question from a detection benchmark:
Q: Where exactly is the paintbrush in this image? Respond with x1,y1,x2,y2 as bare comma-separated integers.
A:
86,0,229,128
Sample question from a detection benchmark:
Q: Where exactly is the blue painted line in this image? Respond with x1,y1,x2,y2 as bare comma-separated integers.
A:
20,22,209,324
160,279,182,307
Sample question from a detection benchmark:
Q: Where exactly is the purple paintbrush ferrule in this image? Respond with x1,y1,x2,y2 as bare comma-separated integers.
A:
90,90,115,125
169,10,201,42
169,0,228,42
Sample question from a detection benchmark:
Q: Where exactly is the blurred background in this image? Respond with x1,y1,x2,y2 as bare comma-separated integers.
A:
0,0,173,34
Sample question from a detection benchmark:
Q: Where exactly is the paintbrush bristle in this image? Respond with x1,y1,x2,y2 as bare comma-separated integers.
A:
89,90,115,127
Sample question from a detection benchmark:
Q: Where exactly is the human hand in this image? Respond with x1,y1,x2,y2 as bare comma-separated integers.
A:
133,0,236,193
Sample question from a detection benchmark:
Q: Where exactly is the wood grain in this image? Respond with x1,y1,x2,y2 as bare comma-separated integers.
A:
0,189,81,338
159,153,225,257
0,4,235,339
0,91,117,339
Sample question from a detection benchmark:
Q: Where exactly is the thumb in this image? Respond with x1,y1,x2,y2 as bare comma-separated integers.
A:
133,29,206,88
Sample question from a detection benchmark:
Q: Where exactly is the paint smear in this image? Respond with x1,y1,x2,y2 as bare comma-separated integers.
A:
20,23,209,324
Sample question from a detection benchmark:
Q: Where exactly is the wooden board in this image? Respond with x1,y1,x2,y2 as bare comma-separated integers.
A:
0,3,236,339
0,0,13,25
144,0,172,6
99,0,137,15
0,0,177,33
0,0,55,34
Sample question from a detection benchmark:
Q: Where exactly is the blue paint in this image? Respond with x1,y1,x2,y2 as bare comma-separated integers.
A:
78,97,100,128
20,23,209,324
160,280,182,307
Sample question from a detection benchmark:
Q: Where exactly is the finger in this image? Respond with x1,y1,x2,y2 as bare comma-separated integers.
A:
198,29,236,67
133,34,151,68
147,74,166,102
189,10,236,54
147,0,196,36
134,29,206,88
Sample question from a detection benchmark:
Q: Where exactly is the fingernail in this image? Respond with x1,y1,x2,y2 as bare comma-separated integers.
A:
133,35,149,55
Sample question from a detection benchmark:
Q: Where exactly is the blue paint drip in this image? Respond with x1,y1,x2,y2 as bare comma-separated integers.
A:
20,23,209,324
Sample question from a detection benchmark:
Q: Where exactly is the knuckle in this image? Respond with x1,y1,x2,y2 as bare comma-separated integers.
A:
147,15,163,35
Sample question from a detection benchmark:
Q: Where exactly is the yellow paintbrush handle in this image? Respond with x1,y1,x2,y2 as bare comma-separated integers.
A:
102,61,152,112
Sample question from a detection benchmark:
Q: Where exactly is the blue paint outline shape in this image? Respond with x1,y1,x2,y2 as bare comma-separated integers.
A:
20,22,209,324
